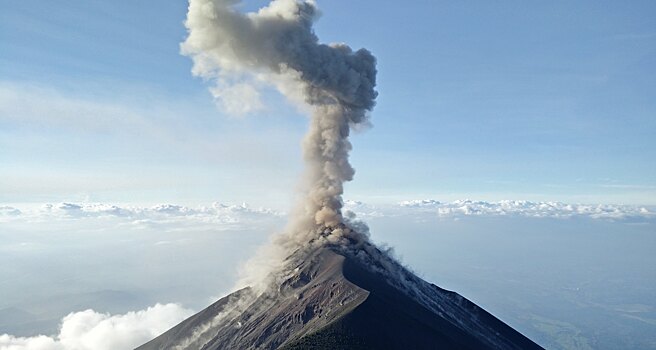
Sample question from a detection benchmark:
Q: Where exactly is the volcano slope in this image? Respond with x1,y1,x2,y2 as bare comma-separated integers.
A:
137,239,543,350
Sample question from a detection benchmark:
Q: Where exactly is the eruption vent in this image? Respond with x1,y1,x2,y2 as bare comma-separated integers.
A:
182,0,376,251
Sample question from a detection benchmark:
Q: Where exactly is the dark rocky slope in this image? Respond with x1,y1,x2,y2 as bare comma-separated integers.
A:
137,246,543,350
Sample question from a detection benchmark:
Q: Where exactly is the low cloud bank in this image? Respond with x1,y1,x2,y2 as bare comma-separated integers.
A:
39,202,281,219
349,199,654,221
0,202,284,230
0,304,192,350
2,200,653,225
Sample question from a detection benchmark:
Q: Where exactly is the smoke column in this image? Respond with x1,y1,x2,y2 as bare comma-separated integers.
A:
176,5,448,347
182,0,377,256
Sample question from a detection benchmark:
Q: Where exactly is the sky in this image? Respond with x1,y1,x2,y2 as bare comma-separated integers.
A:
1,0,655,208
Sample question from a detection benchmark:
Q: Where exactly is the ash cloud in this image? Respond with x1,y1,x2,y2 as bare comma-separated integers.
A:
182,0,377,254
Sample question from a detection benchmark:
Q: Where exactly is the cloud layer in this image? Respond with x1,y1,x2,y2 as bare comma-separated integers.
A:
2,199,652,228
0,304,192,350
350,199,655,221
1,202,283,230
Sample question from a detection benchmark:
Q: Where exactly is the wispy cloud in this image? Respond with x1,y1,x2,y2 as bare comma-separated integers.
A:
0,81,164,134
597,184,656,190
0,80,305,204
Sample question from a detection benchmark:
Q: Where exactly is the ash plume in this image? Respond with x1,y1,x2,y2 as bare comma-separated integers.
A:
182,0,377,260
180,5,383,347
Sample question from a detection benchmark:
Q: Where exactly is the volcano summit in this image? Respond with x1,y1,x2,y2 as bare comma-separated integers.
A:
138,233,542,350
138,0,544,349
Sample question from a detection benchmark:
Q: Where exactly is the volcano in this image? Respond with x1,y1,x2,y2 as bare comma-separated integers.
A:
137,237,543,350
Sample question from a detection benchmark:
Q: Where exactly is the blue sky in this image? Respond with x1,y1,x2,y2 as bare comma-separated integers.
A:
1,0,655,207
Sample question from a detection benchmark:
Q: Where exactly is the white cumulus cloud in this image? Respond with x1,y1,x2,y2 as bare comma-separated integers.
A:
0,304,192,350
